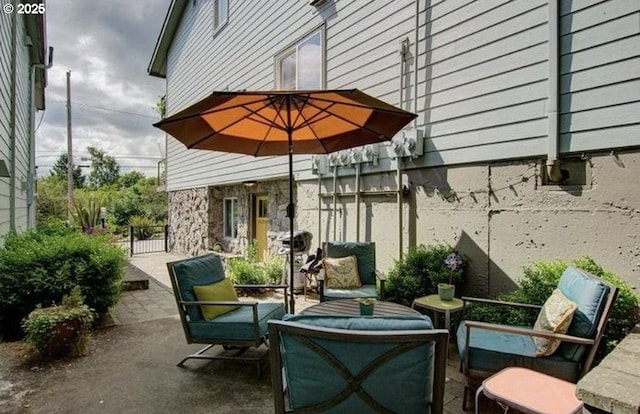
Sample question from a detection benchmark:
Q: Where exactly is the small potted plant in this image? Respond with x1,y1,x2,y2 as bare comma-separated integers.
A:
438,252,464,301
22,286,94,358
357,298,377,315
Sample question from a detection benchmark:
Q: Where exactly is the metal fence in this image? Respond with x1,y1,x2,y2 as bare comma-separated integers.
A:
129,225,168,256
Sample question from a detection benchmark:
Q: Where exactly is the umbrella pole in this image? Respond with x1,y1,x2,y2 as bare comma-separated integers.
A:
288,150,295,313
287,98,296,313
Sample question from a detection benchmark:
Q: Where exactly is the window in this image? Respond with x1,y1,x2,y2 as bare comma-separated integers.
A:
223,198,238,238
213,0,228,33
276,29,323,89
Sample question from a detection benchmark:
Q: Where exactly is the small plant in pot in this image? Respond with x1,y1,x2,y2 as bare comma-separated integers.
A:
438,252,464,301
22,286,94,358
357,298,377,315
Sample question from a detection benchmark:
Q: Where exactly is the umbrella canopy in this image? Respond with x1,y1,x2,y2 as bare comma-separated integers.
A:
154,89,417,312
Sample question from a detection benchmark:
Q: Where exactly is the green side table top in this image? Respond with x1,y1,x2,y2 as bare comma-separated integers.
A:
412,294,464,312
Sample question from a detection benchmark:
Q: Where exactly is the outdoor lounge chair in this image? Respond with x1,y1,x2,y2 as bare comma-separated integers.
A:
167,253,287,377
318,241,385,302
268,314,448,413
456,266,618,410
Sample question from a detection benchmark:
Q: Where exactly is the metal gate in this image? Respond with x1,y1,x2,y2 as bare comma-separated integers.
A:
129,225,168,256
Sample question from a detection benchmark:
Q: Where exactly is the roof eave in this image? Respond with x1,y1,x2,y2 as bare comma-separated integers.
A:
148,0,188,79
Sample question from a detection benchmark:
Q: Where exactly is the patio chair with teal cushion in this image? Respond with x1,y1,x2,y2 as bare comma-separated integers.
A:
318,241,385,302
167,253,287,377
269,314,448,413
456,266,618,409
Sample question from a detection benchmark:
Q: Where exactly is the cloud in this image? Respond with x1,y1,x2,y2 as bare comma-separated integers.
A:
36,0,170,175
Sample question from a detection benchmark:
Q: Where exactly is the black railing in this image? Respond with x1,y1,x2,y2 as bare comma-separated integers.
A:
129,225,168,256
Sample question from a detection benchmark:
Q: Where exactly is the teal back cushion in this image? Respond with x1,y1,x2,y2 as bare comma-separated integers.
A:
171,254,226,321
557,266,610,361
325,242,376,285
280,315,435,413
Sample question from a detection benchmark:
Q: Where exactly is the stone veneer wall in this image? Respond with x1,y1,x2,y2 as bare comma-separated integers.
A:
167,187,210,256
208,179,292,256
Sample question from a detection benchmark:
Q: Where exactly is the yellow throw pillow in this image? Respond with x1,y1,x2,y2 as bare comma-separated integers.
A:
192,278,240,320
323,256,362,289
533,288,578,356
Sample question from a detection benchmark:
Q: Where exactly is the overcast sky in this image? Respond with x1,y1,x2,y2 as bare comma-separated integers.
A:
35,0,170,176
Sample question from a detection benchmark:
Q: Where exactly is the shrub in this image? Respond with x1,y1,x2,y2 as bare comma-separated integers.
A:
0,226,127,339
466,256,639,362
262,254,285,284
129,215,156,240
72,196,105,233
385,243,464,306
227,258,266,285
22,286,94,357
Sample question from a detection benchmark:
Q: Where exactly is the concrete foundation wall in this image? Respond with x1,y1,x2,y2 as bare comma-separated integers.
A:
297,150,640,295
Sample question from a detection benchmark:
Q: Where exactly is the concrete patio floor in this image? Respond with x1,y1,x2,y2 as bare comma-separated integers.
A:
0,253,506,413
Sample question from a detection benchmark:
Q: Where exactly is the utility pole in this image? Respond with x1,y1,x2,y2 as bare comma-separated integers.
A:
66,70,73,222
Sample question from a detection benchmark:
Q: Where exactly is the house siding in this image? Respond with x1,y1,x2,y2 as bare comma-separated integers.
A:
0,9,36,236
155,0,640,291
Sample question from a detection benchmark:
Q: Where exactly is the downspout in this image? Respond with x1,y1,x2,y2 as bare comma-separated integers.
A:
546,0,562,182
317,173,322,248
332,165,338,239
397,158,403,258
355,163,361,241
30,46,54,227
9,11,17,231
414,0,420,123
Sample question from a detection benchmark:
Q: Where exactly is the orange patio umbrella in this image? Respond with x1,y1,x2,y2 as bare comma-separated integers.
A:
154,89,417,312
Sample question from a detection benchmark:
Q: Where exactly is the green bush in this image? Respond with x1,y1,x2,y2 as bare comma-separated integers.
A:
22,286,94,357
0,226,127,339
227,258,266,285
467,256,640,362
129,215,156,240
385,244,464,306
262,254,284,284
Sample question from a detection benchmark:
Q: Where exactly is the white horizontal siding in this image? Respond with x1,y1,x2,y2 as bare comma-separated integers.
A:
559,0,640,153
163,0,640,187
165,0,328,191
416,0,550,164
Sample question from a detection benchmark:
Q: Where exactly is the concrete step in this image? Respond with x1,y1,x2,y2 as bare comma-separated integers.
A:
123,263,150,291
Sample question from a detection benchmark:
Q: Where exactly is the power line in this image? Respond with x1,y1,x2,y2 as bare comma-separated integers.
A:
49,99,159,119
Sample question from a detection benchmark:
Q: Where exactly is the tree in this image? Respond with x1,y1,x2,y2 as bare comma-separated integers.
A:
87,146,120,188
118,171,145,188
50,153,85,188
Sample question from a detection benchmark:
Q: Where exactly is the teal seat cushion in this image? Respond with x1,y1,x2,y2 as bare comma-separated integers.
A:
171,254,226,321
456,321,581,382
325,242,376,285
279,315,436,413
323,284,378,300
189,302,285,341
283,314,434,330
557,266,609,361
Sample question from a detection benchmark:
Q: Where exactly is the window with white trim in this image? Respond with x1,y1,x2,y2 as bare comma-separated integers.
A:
223,198,238,238
213,0,228,34
276,29,323,90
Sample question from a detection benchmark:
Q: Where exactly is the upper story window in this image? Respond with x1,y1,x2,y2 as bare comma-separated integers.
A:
214,0,228,34
276,29,324,90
